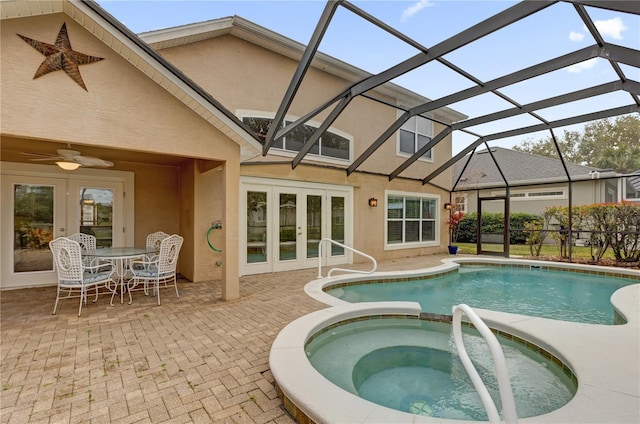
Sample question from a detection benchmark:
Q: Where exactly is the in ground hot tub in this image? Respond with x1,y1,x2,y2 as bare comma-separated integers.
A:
305,315,576,421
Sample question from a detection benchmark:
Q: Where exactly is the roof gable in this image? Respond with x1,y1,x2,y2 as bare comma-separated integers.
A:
1,0,263,161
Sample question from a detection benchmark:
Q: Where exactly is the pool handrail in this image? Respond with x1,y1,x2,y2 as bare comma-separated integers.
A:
317,238,377,278
452,304,518,424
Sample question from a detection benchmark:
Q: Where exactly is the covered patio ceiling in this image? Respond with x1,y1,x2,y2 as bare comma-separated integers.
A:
264,0,639,192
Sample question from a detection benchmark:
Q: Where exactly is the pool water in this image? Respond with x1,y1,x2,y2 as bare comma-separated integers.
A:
307,318,577,421
326,266,636,324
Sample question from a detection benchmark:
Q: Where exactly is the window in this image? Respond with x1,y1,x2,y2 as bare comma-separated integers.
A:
386,193,437,247
453,194,467,212
398,116,433,161
242,116,350,161
491,189,566,200
624,176,640,201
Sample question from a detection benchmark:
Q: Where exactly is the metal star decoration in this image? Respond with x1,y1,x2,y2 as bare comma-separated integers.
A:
17,23,104,91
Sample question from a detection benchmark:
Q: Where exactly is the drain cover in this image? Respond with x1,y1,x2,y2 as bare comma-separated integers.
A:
409,400,433,416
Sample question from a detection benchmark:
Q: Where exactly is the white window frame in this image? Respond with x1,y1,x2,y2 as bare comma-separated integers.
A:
384,190,441,250
396,114,434,163
452,193,468,212
622,176,640,202
491,188,567,201
237,110,353,165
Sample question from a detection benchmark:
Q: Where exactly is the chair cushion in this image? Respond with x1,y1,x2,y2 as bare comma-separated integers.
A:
132,266,173,278
83,271,113,284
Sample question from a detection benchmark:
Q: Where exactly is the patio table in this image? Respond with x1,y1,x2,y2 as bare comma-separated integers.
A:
83,247,154,305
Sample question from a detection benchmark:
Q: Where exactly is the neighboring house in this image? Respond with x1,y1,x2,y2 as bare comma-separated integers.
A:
452,147,619,215
623,171,640,203
0,1,465,295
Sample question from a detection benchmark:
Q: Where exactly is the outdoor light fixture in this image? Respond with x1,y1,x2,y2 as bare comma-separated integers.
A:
368,197,378,207
444,202,453,210
56,161,81,171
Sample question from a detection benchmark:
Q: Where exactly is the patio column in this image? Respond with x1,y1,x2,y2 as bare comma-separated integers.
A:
222,160,240,300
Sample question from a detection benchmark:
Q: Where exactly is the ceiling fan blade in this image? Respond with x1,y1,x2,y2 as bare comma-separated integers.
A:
73,155,114,167
21,151,58,158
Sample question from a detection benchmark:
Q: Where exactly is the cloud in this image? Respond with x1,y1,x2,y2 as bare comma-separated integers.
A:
401,0,435,22
569,31,584,42
567,58,597,73
592,16,627,40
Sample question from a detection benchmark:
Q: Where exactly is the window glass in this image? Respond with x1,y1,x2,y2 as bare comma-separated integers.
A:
285,122,315,153
406,198,421,219
398,116,432,159
405,221,420,242
307,195,322,259
322,132,350,160
417,134,432,159
625,177,640,200
453,194,466,212
78,187,113,248
387,196,404,219
242,116,350,160
331,197,345,255
386,194,437,246
399,130,414,154
13,184,54,272
387,221,403,244
247,191,267,263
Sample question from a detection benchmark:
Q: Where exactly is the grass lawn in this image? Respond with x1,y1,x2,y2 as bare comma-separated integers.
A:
455,242,616,260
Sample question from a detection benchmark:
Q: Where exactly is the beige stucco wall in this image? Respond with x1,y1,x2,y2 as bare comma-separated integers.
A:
242,163,451,259
1,14,242,293
1,15,237,161
156,35,453,186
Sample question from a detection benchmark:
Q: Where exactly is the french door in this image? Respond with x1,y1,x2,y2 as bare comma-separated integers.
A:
241,178,352,275
1,168,126,289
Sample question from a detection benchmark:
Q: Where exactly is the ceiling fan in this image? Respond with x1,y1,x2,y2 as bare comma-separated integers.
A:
22,147,114,170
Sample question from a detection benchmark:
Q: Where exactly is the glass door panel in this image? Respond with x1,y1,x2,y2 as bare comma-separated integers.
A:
331,196,345,256
247,191,268,263
67,180,125,248
13,184,55,272
279,193,297,261
306,195,322,258
78,187,113,247
1,175,66,288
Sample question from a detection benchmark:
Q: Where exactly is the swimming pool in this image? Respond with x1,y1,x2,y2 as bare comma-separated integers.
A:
306,316,576,421
320,262,639,324
272,258,640,423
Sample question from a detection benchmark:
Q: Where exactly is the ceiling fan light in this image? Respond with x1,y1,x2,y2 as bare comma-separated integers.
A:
56,161,81,171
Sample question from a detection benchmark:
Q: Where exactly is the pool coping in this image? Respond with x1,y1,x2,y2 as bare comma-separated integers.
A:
271,257,640,423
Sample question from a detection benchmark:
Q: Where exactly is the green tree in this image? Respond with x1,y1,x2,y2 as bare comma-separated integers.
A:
513,115,640,172
513,129,582,163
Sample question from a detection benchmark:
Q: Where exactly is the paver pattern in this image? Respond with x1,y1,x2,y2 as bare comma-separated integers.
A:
1,255,449,423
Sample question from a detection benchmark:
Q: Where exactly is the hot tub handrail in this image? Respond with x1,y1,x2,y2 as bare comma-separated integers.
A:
452,304,518,424
317,238,377,278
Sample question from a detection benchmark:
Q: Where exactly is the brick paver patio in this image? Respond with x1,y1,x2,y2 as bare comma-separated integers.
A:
1,255,450,423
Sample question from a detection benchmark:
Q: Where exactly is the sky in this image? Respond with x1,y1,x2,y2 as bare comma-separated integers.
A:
96,0,640,155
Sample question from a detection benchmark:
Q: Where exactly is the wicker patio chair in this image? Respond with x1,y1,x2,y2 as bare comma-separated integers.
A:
49,237,116,316
128,234,183,305
146,231,170,256
67,232,97,266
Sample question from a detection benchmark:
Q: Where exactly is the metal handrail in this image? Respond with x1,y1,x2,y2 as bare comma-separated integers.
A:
452,304,518,424
317,238,377,278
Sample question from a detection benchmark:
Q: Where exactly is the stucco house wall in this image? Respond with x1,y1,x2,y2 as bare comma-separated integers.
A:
1,3,462,293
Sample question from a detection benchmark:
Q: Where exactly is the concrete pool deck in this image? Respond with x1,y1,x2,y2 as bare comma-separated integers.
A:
1,254,639,423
